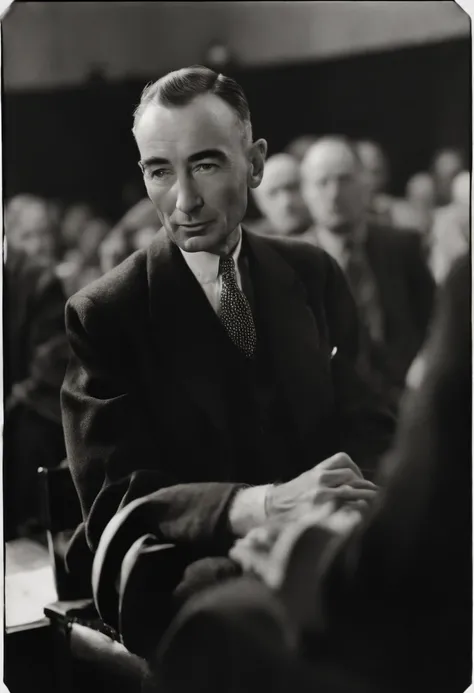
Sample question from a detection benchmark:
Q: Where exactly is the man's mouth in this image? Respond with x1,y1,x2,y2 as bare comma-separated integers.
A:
180,221,212,231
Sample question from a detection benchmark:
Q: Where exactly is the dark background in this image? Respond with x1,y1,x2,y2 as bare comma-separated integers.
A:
3,36,470,222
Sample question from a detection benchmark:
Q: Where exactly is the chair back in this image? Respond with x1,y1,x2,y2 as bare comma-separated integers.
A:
37,463,92,600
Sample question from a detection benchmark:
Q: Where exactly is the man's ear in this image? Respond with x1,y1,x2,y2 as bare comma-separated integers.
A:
247,139,268,189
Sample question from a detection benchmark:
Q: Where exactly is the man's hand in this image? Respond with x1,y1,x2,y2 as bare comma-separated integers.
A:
265,452,377,525
230,499,364,589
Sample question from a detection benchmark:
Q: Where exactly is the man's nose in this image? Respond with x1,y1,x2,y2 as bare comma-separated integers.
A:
175,176,203,216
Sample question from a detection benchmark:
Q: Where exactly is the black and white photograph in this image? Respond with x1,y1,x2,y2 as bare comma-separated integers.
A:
2,2,472,692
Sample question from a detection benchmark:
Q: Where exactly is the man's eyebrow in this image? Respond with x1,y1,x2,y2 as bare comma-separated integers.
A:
140,156,170,169
188,149,227,163
140,149,227,169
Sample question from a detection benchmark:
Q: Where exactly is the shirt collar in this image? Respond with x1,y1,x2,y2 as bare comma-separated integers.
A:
179,226,242,285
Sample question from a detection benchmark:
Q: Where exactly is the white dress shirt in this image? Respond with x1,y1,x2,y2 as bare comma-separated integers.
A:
179,227,243,315
179,226,270,536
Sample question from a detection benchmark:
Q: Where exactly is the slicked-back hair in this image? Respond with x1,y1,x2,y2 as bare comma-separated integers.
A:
132,65,253,145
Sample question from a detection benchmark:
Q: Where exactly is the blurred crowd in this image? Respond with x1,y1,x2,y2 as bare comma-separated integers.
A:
3,138,470,539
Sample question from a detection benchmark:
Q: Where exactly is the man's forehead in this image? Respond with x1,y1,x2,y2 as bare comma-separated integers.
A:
304,143,358,174
135,94,242,151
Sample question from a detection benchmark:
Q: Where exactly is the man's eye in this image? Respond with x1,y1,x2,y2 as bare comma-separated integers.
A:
151,169,170,180
195,163,217,173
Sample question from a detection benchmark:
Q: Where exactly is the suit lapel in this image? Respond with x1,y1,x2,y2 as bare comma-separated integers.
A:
146,230,230,437
244,231,333,450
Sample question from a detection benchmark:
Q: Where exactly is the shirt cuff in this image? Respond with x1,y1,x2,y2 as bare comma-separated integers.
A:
228,484,272,538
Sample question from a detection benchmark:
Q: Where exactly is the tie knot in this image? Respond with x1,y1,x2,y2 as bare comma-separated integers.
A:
219,256,236,277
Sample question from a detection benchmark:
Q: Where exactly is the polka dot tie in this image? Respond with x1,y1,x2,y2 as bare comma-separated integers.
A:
219,256,257,359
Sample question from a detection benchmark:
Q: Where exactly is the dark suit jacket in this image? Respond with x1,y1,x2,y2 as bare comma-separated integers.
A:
363,224,435,389
61,229,395,579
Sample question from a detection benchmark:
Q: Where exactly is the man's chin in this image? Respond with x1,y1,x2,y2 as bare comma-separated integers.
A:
180,234,218,253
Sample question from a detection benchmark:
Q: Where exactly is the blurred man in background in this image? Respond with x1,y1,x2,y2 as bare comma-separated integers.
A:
5,194,59,262
57,210,112,296
284,135,320,163
60,202,95,257
430,147,465,207
250,153,312,237
299,136,435,403
429,169,470,284
391,172,436,237
98,196,159,272
355,140,396,226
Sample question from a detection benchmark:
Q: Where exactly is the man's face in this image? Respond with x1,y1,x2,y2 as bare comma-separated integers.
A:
7,200,55,260
433,151,463,181
253,155,311,236
301,142,367,234
62,204,94,247
135,94,257,254
406,174,435,208
357,142,388,198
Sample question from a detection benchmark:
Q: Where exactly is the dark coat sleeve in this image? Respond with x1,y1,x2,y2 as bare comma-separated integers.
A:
61,293,242,557
307,248,396,478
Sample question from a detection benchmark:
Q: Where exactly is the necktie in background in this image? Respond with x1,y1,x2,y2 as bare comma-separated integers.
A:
219,256,257,359
344,238,384,345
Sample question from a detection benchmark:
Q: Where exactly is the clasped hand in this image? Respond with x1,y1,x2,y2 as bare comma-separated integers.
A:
230,452,378,584
266,452,377,522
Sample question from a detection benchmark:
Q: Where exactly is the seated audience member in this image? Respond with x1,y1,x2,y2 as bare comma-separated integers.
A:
283,135,320,163
298,136,435,403
355,140,397,226
5,194,58,263
132,225,158,251
249,153,312,237
429,170,470,284
155,253,471,693
99,197,159,272
57,215,112,296
430,147,465,207
60,202,95,257
391,172,435,236
4,245,69,539
61,66,395,622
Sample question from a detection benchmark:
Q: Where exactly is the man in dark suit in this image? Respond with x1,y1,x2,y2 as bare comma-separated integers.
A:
61,66,395,618
4,246,69,538
155,254,471,693
298,136,435,403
